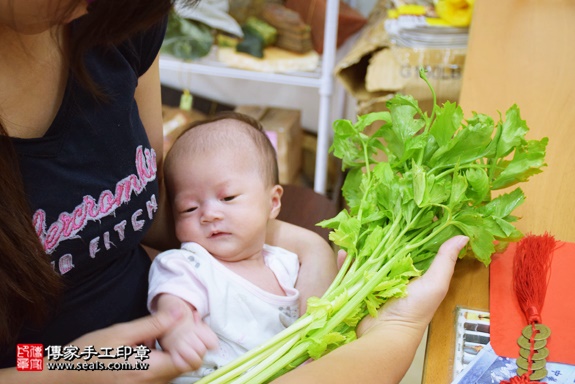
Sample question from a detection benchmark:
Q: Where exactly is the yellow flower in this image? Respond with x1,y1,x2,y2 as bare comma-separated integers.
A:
397,4,428,16
435,0,474,27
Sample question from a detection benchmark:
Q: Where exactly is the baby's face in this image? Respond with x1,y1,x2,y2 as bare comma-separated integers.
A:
170,146,281,262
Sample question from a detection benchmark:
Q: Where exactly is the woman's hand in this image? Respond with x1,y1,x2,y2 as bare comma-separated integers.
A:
65,311,187,384
9,311,190,384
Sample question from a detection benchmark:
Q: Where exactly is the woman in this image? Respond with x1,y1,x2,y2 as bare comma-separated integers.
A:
0,0,466,382
0,0,336,380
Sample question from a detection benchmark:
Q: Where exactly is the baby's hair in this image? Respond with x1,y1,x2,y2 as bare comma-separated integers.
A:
165,111,280,187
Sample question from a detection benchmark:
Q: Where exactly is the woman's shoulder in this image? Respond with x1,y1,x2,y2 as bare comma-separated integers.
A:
116,16,168,76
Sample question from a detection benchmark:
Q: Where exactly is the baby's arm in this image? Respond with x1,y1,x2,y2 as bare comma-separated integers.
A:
155,294,219,372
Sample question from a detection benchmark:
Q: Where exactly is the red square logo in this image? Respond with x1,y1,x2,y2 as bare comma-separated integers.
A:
16,344,44,371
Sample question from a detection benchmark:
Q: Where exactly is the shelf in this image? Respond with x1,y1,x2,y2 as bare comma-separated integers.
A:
160,50,324,88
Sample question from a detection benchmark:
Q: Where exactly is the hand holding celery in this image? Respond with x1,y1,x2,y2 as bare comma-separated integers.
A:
196,69,547,383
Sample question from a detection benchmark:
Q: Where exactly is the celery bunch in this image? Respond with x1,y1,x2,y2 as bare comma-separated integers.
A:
197,69,547,383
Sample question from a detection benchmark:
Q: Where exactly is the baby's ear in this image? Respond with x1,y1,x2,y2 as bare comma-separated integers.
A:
269,185,283,219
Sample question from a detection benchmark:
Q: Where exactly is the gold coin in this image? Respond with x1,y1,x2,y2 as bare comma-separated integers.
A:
517,335,547,350
519,347,549,360
522,324,551,341
516,356,546,371
516,367,548,381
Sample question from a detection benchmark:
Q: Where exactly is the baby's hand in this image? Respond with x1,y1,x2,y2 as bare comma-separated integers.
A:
156,295,219,371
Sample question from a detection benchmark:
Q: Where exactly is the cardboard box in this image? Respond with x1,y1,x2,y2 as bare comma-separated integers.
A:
234,105,302,185
334,1,466,115
365,46,465,99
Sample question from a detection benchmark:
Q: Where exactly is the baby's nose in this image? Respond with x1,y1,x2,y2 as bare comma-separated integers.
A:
200,203,223,223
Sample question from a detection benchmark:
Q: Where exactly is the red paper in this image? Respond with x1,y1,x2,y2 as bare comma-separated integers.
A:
490,240,575,364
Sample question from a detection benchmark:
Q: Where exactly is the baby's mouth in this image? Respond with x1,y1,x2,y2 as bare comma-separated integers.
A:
209,231,229,238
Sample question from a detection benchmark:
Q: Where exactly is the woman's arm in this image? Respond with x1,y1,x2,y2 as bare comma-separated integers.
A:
272,236,469,384
135,54,179,253
266,219,338,312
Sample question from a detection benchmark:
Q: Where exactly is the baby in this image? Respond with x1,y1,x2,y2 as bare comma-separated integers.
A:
148,111,302,382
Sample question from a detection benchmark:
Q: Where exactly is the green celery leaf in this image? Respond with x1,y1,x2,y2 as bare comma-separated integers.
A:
388,254,420,279
378,121,405,160
330,290,351,313
331,113,391,171
412,162,426,207
411,251,436,271
325,213,361,254
307,332,347,360
341,168,364,214
317,209,347,229
430,113,494,167
430,101,463,146
478,188,525,219
493,217,523,240
449,172,468,209
385,95,425,153
365,293,379,317
495,104,529,158
423,133,440,164
385,94,423,136
465,168,490,203
355,112,391,132
397,134,429,165
305,297,331,332
453,211,496,265
478,216,521,240
372,162,399,214
492,138,548,189
331,119,363,169
427,177,451,205
357,226,385,261
373,276,410,299
360,175,387,225
343,306,365,327
409,209,436,230
421,225,464,254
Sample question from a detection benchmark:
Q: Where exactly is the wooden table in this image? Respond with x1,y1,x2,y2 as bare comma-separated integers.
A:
422,1,575,382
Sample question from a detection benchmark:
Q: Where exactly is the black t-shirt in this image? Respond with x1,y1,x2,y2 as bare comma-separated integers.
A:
1,19,167,368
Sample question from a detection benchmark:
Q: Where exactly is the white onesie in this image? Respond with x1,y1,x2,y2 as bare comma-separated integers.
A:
148,242,300,383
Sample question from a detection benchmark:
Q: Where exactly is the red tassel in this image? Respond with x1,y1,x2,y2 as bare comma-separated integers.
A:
512,233,555,324
501,233,556,384
502,375,541,384
502,375,540,384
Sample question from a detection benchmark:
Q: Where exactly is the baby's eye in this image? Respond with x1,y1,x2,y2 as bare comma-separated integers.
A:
222,196,236,202
183,207,197,213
